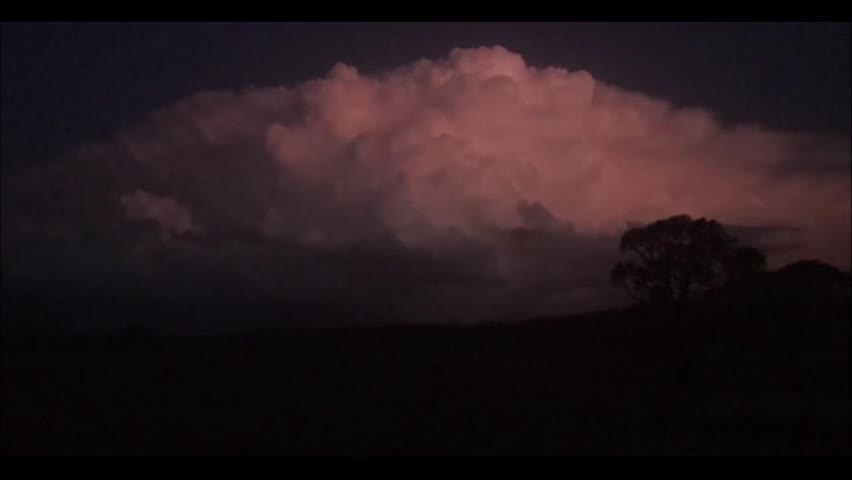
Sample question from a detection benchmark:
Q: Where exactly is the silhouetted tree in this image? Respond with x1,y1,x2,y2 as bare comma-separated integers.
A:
713,245,769,306
610,215,769,384
611,215,763,311
724,246,768,279
774,259,851,302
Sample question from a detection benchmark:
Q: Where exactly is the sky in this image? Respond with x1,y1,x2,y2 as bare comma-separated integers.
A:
1,22,850,330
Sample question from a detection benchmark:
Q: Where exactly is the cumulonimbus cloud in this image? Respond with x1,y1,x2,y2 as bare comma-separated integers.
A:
3,46,849,324
120,190,200,238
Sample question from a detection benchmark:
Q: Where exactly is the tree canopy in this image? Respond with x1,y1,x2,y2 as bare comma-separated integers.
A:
611,215,766,308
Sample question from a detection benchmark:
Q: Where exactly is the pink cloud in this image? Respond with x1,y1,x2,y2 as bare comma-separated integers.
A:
6,46,848,320
120,189,200,238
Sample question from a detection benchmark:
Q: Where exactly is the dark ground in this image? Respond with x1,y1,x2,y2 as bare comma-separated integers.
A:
2,300,850,456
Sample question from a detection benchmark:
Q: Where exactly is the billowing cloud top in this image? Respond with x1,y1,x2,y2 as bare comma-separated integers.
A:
2,46,849,327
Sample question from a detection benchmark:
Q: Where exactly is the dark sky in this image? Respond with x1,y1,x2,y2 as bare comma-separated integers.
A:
2,22,850,173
